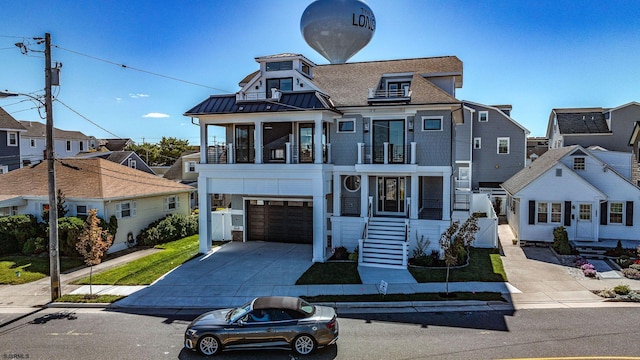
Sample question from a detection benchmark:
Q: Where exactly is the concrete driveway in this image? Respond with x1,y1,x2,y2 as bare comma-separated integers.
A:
113,241,315,309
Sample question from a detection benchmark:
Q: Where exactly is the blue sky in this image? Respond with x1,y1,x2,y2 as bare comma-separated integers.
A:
1,0,639,145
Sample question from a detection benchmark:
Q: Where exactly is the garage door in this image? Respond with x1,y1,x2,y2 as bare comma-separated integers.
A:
247,200,313,244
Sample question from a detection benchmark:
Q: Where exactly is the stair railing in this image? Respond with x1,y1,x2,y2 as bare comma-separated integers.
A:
359,196,374,265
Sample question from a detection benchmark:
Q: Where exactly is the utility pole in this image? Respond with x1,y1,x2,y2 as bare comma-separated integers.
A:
44,33,60,301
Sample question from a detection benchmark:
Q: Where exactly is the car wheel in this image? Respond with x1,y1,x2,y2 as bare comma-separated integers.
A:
197,335,221,356
293,334,316,355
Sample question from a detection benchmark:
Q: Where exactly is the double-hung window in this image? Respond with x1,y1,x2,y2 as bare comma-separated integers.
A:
497,137,510,154
537,201,562,224
165,195,179,211
117,201,136,219
473,137,481,149
478,111,488,122
7,132,17,146
66,140,72,152
610,202,623,224
537,202,548,223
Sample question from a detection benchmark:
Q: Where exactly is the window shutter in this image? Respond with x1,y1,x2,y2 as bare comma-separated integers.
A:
564,201,571,226
115,203,122,219
528,201,535,225
164,197,169,211
626,201,634,226
600,202,608,225
132,201,137,217
184,161,189,172
176,195,180,209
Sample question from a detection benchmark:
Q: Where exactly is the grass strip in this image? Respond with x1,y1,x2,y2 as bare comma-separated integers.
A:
55,294,124,303
409,248,508,282
303,292,506,303
296,261,361,285
0,256,84,285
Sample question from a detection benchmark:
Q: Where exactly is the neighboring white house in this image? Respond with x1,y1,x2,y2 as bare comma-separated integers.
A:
0,158,194,252
19,120,96,165
502,145,640,245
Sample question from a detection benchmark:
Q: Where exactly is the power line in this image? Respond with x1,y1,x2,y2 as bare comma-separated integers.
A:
53,45,232,93
54,98,121,138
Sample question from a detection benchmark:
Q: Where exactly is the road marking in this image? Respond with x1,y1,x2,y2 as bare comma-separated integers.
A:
47,329,91,336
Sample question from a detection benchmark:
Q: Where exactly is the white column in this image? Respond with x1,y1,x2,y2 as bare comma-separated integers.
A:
285,142,291,164
383,142,389,164
200,123,208,164
442,173,451,221
197,176,212,254
333,173,341,216
254,120,262,164
314,119,323,164
411,142,417,165
360,175,369,217
411,175,419,219
312,175,326,262
357,142,363,164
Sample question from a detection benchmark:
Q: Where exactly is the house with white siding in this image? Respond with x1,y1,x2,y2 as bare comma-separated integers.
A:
502,145,640,246
19,120,96,165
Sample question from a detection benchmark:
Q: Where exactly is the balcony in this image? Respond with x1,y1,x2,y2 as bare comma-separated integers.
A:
204,143,331,164
368,87,412,104
356,142,416,165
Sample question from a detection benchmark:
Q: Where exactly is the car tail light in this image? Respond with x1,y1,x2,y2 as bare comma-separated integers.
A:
326,317,337,329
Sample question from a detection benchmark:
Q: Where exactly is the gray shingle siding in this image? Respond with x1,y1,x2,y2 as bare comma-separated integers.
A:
467,104,526,189
0,130,21,170
413,110,453,166
331,115,364,165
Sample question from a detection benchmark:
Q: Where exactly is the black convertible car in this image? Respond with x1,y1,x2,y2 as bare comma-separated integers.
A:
184,296,339,356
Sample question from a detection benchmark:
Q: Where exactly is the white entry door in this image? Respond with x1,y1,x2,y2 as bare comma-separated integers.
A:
576,203,595,240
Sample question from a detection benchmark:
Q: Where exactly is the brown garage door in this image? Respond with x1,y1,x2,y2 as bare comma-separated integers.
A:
247,200,313,244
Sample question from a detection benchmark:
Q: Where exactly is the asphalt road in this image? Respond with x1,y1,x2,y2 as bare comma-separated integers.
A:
1,307,640,360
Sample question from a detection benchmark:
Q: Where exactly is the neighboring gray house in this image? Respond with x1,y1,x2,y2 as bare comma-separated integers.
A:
547,102,640,188
72,150,156,175
0,107,27,173
19,120,95,164
164,151,202,209
455,101,529,214
186,53,498,269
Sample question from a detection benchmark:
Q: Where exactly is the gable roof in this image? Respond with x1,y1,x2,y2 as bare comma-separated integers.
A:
0,107,27,131
102,138,134,151
0,158,192,201
312,56,462,107
463,101,530,134
502,146,577,195
19,120,91,139
554,109,610,135
164,151,199,181
630,121,640,146
184,91,338,116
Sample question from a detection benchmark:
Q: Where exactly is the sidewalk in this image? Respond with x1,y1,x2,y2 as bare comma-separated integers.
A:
3,225,640,321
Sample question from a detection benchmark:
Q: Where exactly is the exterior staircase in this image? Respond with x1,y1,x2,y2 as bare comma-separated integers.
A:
360,217,408,269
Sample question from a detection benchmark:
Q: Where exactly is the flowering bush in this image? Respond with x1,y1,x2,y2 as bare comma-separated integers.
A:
574,257,589,268
580,263,597,277
580,263,595,271
622,267,640,280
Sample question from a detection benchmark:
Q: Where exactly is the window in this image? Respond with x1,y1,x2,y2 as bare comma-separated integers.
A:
337,119,355,133
556,168,562,177
573,157,585,170
76,205,88,216
387,81,410,96
579,204,591,221
66,140,72,152
265,77,293,98
473,138,481,149
0,165,7,174
537,202,548,223
235,125,255,163
497,137,510,154
7,132,17,146
299,123,314,163
550,202,562,223
422,116,442,131
186,161,197,172
30,139,36,148
117,201,136,219
265,61,293,71
128,159,137,169
344,175,361,192
478,111,488,122
165,196,179,211
79,141,84,151
610,202,623,224
301,62,311,76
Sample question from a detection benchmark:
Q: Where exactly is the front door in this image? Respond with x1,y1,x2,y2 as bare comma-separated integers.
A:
377,177,405,214
576,203,595,240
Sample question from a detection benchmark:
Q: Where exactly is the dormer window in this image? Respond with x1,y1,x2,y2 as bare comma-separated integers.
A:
301,62,311,76
266,61,293,71
388,81,410,97
266,78,293,98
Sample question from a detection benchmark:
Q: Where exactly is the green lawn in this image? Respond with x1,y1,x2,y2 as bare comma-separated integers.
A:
0,256,84,285
303,292,506,303
409,248,508,282
73,235,206,286
296,261,361,285
55,294,124,303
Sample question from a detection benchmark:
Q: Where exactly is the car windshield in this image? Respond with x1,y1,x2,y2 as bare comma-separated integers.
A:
227,301,252,322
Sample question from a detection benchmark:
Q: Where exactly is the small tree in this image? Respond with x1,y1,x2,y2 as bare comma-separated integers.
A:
75,209,114,297
439,221,460,295
56,189,68,218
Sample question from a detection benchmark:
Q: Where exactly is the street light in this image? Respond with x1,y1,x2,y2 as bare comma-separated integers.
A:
0,33,60,302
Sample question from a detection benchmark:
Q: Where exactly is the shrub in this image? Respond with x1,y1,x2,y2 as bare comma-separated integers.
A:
622,267,640,280
137,214,198,246
0,215,40,255
20,237,47,255
580,263,595,271
552,226,572,255
348,246,359,261
331,246,349,260
599,288,617,298
630,264,640,271
57,217,86,257
583,268,597,277
613,284,631,295
574,257,589,268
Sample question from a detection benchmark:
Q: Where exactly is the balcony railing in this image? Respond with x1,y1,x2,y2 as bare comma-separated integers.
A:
204,143,331,164
419,198,443,220
368,87,412,99
455,178,471,189
357,142,416,165
454,191,471,211
340,195,361,216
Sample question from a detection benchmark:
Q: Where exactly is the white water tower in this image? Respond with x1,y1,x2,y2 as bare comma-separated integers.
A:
300,0,376,64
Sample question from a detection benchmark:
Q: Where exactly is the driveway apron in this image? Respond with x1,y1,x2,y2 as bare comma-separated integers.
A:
113,241,314,309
